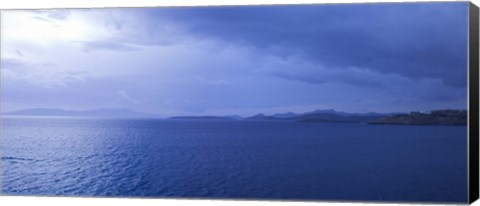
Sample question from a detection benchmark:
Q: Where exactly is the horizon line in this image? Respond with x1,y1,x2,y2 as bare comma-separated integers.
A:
2,107,469,118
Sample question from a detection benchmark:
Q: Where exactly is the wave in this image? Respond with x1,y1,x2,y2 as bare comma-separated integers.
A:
2,156,38,162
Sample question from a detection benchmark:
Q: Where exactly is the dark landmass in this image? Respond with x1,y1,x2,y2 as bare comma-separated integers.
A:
271,112,298,118
303,109,352,116
296,113,385,123
169,116,237,120
369,109,467,126
4,108,160,118
245,113,287,121
4,108,467,125
245,109,387,123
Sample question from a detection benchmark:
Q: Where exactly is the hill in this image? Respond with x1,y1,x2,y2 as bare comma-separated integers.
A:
245,109,386,123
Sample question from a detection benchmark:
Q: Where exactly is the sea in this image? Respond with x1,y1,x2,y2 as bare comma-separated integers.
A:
0,117,468,203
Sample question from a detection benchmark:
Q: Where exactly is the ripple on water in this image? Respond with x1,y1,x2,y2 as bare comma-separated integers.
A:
1,119,469,202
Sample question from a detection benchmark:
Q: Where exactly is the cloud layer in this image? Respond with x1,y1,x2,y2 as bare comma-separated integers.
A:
1,2,469,116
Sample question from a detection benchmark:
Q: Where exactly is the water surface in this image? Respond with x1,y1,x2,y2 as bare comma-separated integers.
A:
1,117,468,203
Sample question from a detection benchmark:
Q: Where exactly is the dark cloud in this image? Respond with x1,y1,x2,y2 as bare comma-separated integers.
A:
134,2,468,88
1,4,468,114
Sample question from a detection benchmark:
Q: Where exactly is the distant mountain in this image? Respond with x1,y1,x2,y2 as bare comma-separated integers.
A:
271,112,298,118
297,112,385,123
8,108,459,125
245,113,283,121
245,109,387,123
4,108,160,118
303,109,389,117
169,116,237,120
303,109,351,116
6,108,73,116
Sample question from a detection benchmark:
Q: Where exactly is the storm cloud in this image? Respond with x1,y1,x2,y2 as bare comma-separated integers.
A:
0,2,469,115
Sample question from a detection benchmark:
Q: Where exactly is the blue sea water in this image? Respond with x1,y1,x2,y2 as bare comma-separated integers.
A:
1,117,468,203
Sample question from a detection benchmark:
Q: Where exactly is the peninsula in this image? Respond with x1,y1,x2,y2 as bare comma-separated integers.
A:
369,109,467,126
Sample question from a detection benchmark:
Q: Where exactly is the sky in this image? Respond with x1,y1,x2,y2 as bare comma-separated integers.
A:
0,2,470,116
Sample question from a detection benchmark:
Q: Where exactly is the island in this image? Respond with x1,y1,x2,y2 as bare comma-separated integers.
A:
368,109,467,126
